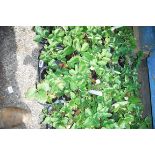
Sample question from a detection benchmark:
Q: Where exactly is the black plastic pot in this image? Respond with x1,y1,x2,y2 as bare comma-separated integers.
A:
36,46,51,128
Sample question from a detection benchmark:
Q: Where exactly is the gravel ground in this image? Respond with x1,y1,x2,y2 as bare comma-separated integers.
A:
0,26,43,128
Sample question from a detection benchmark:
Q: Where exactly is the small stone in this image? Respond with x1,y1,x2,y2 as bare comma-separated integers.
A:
96,79,101,84
7,86,13,94
88,90,102,96
124,97,128,101
90,66,95,70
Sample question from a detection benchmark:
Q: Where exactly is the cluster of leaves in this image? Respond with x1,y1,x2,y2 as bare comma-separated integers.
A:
26,26,151,129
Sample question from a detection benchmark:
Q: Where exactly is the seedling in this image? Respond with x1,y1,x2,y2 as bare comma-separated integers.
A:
26,26,151,129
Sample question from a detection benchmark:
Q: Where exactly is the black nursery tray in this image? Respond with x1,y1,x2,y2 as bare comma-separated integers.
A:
37,47,53,129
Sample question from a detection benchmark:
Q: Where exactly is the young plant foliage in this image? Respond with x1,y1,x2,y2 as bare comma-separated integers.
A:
26,26,151,129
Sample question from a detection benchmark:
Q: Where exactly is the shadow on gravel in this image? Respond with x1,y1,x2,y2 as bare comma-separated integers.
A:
23,48,39,69
0,26,31,128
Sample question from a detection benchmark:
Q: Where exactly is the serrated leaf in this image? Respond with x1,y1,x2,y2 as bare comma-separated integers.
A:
54,28,65,37
63,46,74,56
70,81,77,91
73,39,81,51
25,87,36,99
48,59,57,68
85,108,92,116
35,26,43,35
43,30,49,37
37,81,50,92
55,79,65,90
79,60,87,72
112,101,128,112
67,56,79,68
83,117,93,127
81,42,89,52
70,92,76,99
43,116,51,124
34,35,42,42
61,117,69,125
124,114,134,124
50,117,59,122
63,36,72,46
36,89,48,103
103,113,112,118
69,69,76,75
83,52,93,61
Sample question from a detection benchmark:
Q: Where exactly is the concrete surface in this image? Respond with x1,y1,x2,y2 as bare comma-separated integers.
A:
0,26,43,128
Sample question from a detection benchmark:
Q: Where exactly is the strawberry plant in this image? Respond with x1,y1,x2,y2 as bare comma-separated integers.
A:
26,26,151,129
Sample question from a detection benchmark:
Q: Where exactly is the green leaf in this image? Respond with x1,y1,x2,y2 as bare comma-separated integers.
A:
85,108,92,116
70,92,76,99
97,104,103,112
69,69,76,75
36,89,48,103
124,114,134,124
102,113,112,118
112,101,128,112
50,117,60,122
42,30,49,38
81,43,89,52
113,101,128,108
67,56,79,68
57,125,66,129
54,28,65,37
119,120,127,129
34,35,42,42
61,117,69,125
63,46,74,56
129,97,141,104
70,81,78,91
83,117,93,127
48,59,57,68
79,60,87,73
37,81,50,92
73,39,81,51
43,116,51,124
34,27,49,39
55,79,65,90
98,60,108,66
25,87,36,99
58,30,65,37
83,52,93,61
35,26,43,35
63,36,72,46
